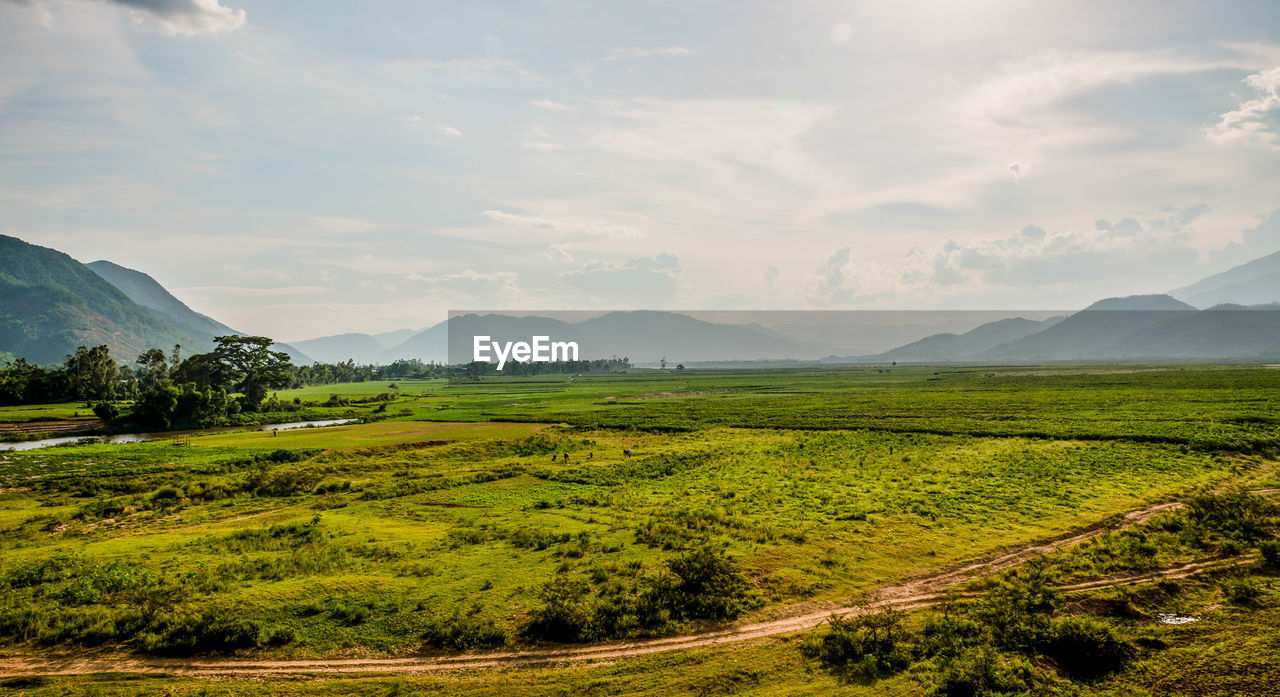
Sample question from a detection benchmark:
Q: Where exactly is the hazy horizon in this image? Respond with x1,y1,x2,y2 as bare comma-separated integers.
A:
3,1,1280,339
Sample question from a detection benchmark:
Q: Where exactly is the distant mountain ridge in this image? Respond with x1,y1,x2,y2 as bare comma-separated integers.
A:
290,332,392,364
374,311,846,365
0,235,195,364
1171,249,1280,308
87,260,238,340
953,295,1280,362
0,235,311,365
846,316,1066,363
9,233,1280,367
86,259,312,365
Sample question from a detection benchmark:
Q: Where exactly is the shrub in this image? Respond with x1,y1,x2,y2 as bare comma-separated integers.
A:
142,610,263,654
1219,576,1263,607
523,576,592,643
1041,616,1135,678
1185,491,1274,542
928,646,1037,697
330,601,372,625
666,545,761,620
802,611,912,681
422,612,509,650
1259,539,1280,569
151,486,183,501
972,562,1059,652
91,402,119,423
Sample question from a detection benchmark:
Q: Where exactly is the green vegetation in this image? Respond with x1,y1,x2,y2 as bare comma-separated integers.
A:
804,491,1280,695
0,364,1277,695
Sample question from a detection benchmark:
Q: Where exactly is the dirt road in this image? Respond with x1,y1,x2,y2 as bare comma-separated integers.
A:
0,490,1273,678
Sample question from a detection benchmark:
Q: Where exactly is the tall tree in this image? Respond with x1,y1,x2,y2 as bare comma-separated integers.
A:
63,345,118,401
136,348,169,389
212,336,293,411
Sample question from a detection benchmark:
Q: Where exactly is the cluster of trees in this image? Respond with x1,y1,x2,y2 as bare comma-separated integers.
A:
453,357,632,379
0,340,635,424
0,346,129,405
0,337,295,429
131,336,294,429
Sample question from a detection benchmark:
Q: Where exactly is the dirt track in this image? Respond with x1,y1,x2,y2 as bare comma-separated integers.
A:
0,490,1274,679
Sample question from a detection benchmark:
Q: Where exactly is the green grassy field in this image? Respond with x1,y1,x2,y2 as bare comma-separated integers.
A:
0,401,100,423
0,364,1277,695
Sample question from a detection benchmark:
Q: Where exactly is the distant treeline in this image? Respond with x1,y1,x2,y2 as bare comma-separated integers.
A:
451,357,632,378
0,342,632,416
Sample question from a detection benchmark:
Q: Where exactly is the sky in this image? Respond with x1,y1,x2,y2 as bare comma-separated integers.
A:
2,0,1279,341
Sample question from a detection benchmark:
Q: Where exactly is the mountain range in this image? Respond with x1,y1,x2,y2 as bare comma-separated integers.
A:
1170,249,1280,308
4,232,1280,366
0,235,310,365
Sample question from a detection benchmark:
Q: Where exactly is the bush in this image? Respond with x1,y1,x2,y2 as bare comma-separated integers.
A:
330,601,372,625
1041,615,1135,678
1259,539,1280,569
803,611,912,681
928,646,1037,697
666,545,761,620
1185,491,1275,542
422,612,509,650
142,610,263,654
523,576,592,642
91,402,119,423
1219,576,1263,607
973,562,1059,652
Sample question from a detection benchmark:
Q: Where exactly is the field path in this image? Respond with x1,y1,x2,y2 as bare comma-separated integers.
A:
1,490,1275,678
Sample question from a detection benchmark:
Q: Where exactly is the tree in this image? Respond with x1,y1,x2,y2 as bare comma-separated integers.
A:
136,349,170,389
171,352,221,390
64,346,118,401
211,336,294,411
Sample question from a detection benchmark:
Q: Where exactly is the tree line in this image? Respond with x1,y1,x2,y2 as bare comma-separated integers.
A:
0,341,633,426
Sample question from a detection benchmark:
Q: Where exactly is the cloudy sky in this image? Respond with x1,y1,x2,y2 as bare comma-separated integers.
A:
2,0,1279,340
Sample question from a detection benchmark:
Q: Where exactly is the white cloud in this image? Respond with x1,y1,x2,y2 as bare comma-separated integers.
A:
522,140,563,151
604,46,692,61
405,269,523,306
481,209,640,239
1205,66,1280,151
12,0,247,35
309,215,385,235
177,284,328,296
959,50,1248,123
559,254,681,304
404,116,462,140
377,57,538,83
121,0,244,36
530,99,572,111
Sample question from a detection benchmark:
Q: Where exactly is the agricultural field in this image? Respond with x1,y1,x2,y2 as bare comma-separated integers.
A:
0,365,1277,695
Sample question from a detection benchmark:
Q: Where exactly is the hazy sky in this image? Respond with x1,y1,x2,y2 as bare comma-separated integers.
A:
2,0,1279,340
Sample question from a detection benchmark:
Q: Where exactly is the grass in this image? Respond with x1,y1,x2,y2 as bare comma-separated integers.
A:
0,364,1277,694
0,401,100,423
